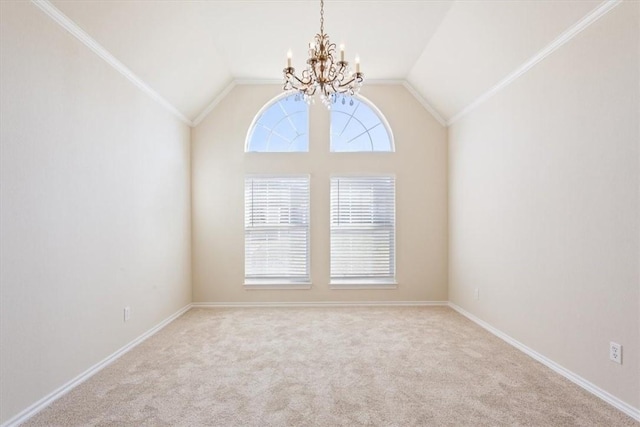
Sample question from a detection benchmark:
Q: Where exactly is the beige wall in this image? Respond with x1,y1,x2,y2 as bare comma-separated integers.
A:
0,2,192,423
3,0,636,421
448,1,639,409
192,84,448,303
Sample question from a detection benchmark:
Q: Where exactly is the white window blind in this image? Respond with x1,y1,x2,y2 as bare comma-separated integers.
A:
245,176,310,284
330,176,396,284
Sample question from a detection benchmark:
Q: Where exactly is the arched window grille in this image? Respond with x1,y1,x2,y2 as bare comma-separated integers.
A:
245,93,309,152
330,95,394,152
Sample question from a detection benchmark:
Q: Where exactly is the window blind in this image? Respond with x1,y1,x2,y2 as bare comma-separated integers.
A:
245,176,310,283
330,176,396,283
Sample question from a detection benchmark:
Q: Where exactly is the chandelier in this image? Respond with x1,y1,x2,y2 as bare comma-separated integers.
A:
283,0,364,106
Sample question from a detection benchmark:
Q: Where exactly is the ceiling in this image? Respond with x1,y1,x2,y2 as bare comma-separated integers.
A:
48,0,604,125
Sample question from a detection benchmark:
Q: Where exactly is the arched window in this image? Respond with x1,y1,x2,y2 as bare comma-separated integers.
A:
330,95,394,152
245,93,309,152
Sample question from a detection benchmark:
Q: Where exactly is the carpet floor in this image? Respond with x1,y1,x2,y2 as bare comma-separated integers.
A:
24,306,637,426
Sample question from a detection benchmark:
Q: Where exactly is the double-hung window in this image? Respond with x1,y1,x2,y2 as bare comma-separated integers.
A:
244,175,310,287
330,176,396,287
244,94,396,290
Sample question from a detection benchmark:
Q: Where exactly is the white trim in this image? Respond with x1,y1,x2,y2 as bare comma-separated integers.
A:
329,279,398,289
329,175,396,282
244,91,309,152
1,304,192,427
8,300,635,425
192,301,447,308
30,0,193,127
234,78,282,85
192,80,237,127
330,94,396,152
329,285,398,290
244,284,312,290
8,301,634,425
365,79,408,86
448,302,640,422
243,173,311,179
447,0,622,126
401,81,447,127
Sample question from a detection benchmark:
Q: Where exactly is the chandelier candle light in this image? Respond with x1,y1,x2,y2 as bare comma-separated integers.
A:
283,0,364,106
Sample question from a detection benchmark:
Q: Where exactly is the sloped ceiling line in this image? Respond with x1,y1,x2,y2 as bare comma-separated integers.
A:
30,0,194,126
401,82,447,127
192,80,237,127
31,0,618,131
30,0,448,130
446,0,622,126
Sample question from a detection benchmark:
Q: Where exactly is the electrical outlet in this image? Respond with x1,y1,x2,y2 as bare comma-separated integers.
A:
609,342,622,364
474,288,480,300
124,306,131,322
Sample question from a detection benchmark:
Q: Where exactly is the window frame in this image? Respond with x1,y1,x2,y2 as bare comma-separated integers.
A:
245,92,310,153
329,95,395,153
329,174,397,289
244,174,312,289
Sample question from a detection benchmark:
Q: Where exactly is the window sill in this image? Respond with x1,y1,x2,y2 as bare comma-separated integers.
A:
330,280,398,290
244,281,312,290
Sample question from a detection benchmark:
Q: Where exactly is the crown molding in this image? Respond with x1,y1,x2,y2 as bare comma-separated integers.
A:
192,80,237,127
401,81,447,127
29,0,620,131
361,79,408,86
447,0,622,126
30,0,193,127
234,78,282,85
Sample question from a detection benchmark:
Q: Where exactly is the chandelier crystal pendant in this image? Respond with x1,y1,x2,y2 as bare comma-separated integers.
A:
283,0,364,107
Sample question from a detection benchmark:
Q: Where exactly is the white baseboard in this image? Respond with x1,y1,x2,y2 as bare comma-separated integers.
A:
5,302,636,425
448,302,640,422
1,304,193,427
192,300,448,308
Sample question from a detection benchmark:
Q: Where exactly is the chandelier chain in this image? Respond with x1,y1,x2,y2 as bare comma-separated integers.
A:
320,0,324,35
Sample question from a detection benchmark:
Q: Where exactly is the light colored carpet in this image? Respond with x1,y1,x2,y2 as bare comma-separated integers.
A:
24,307,637,426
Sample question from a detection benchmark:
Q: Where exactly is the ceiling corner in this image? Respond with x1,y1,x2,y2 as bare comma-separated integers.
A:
191,80,238,128
401,81,448,128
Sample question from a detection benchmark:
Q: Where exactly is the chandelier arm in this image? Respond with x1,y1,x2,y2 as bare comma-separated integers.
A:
336,73,364,88
292,74,313,87
308,64,320,87
281,0,363,106
284,68,314,87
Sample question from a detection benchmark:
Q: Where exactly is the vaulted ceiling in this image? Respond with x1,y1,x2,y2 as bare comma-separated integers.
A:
47,0,604,126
